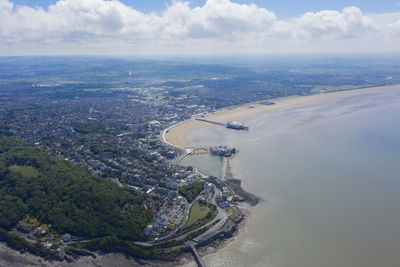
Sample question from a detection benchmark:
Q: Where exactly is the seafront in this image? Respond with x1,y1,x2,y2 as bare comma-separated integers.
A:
178,85,400,267
163,85,400,149
162,84,400,266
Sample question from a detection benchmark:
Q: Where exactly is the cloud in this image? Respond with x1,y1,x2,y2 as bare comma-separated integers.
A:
175,0,276,39
390,19,400,28
291,6,374,39
388,18,400,38
0,0,399,54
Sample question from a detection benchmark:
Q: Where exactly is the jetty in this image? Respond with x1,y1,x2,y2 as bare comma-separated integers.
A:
195,118,248,130
188,243,207,267
195,118,226,126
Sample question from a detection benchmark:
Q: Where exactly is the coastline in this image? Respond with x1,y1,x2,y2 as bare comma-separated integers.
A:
163,85,400,149
161,84,400,266
2,85,399,267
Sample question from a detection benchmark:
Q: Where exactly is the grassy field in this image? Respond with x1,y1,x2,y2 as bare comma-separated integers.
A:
227,206,240,219
184,201,213,229
9,165,39,177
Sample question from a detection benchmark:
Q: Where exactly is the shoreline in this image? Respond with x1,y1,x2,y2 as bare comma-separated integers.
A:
2,85,398,267
161,84,400,266
163,85,400,149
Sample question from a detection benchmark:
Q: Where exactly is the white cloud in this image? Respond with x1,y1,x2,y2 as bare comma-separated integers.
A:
388,18,400,38
181,0,276,39
389,13,400,27
390,19,400,28
291,6,374,39
0,0,399,54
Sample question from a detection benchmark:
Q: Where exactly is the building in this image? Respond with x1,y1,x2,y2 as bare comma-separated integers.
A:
226,121,248,130
143,223,158,236
166,182,178,190
148,120,161,128
210,146,236,157
16,221,35,233
62,233,71,242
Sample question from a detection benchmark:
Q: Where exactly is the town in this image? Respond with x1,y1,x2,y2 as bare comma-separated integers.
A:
0,56,396,264
0,63,253,261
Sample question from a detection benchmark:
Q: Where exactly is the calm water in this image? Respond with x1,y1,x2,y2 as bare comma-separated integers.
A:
180,153,223,179
184,88,400,267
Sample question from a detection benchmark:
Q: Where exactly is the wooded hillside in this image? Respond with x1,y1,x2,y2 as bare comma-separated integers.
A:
0,136,151,241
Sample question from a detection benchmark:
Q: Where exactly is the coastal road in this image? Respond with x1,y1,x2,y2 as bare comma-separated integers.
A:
193,212,228,243
151,198,191,243
197,188,229,241
170,205,227,244
174,188,228,244
135,186,228,247
160,119,192,149
135,191,200,246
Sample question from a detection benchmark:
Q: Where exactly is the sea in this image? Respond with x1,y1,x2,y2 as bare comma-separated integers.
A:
181,87,400,267
180,153,223,179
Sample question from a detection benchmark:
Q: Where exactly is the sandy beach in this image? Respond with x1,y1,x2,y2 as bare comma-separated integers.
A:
189,85,400,267
164,85,400,148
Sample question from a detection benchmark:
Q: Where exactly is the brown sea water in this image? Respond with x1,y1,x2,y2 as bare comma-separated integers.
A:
180,153,223,179
183,88,400,267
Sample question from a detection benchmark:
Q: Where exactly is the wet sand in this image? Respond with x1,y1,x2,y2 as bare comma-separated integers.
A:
163,85,400,148
0,242,193,267
184,85,400,267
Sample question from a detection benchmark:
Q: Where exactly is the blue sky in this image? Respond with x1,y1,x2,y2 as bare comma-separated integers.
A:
10,0,400,17
1,0,400,55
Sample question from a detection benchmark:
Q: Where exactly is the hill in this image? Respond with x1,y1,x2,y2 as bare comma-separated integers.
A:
0,136,151,241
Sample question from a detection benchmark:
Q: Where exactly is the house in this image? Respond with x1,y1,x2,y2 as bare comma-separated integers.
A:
166,151,176,159
157,218,169,227
62,233,71,242
16,221,35,233
219,201,231,208
150,152,160,157
34,228,46,236
143,224,157,236
99,164,108,172
204,183,214,192
166,182,178,190
148,120,161,129
43,242,53,249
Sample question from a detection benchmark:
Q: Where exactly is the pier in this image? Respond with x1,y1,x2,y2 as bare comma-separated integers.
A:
195,118,226,126
195,118,249,130
189,243,207,267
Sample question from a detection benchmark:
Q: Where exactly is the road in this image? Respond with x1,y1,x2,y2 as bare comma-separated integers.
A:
193,187,228,242
150,198,191,242
135,186,228,247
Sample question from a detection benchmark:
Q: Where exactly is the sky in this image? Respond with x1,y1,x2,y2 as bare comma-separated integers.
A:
1,0,400,55
10,0,400,18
